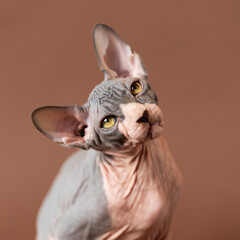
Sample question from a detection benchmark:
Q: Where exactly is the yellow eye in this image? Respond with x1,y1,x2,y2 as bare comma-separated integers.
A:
131,81,142,96
101,116,117,129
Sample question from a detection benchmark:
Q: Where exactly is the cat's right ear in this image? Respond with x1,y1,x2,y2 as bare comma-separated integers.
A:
93,24,147,80
31,105,90,149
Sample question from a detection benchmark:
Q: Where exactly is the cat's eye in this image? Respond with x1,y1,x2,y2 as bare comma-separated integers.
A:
101,116,117,129
131,81,142,96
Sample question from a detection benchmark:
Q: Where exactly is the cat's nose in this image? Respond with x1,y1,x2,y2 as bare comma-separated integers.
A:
137,110,149,123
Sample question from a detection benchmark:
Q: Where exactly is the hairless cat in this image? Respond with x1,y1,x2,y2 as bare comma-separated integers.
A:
32,24,182,240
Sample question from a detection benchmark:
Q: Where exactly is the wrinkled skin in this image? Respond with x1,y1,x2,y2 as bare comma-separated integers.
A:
32,24,182,240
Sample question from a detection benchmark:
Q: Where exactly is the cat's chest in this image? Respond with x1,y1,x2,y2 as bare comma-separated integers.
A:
98,158,164,239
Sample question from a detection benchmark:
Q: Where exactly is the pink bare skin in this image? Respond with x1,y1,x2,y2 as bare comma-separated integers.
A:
97,103,182,240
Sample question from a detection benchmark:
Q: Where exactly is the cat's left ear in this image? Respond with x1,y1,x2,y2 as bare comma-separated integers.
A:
93,24,148,80
31,105,90,149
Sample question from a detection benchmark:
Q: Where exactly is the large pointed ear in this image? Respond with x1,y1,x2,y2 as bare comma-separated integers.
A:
31,106,89,149
93,24,147,80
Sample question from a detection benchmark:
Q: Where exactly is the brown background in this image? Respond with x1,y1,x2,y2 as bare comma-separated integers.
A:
0,0,240,239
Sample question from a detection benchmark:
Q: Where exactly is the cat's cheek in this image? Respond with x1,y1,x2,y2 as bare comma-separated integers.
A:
118,122,130,140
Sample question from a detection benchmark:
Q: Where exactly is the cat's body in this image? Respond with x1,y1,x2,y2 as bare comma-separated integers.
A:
32,24,182,240
37,138,181,240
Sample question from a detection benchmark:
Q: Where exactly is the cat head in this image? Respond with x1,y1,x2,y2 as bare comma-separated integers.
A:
32,24,163,151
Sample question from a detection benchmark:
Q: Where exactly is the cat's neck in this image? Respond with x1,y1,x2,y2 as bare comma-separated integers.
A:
102,144,144,165
97,140,155,185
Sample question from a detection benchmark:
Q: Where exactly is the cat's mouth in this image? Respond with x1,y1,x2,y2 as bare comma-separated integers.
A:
119,120,163,145
147,121,164,140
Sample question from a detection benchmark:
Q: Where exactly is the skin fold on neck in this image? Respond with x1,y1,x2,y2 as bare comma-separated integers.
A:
98,142,151,196
97,138,170,206
97,138,175,239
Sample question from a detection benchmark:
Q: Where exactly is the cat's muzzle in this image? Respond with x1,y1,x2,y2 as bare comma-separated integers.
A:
119,103,163,143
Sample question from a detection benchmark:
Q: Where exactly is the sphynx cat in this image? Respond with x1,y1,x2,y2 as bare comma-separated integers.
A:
32,24,182,240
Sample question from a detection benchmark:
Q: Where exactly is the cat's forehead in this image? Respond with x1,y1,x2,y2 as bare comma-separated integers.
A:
88,77,146,101
88,78,133,106
87,79,126,113
86,76,152,115
89,80,122,99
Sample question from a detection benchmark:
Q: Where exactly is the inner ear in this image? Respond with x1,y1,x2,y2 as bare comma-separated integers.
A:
31,105,89,149
103,38,131,78
93,24,148,80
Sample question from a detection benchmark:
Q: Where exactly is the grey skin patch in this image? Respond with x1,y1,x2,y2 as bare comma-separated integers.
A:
36,149,111,240
84,77,159,151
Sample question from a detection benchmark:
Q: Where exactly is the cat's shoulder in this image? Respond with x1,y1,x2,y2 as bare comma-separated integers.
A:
60,148,98,173
36,149,102,239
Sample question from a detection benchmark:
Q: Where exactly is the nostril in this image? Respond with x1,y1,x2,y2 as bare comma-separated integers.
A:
137,110,149,123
